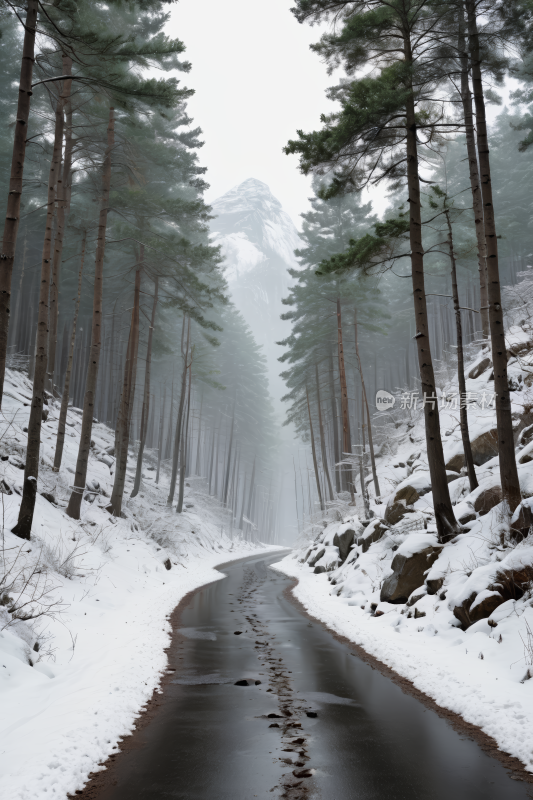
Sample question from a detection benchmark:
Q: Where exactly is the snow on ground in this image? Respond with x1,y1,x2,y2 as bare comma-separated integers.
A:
0,367,280,800
273,316,533,774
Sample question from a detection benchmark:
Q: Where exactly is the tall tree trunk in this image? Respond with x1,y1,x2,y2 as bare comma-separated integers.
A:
404,33,459,542
223,408,235,506
245,457,256,537
108,267,140,517
328,347,342,492
12,82,65,539
47,56,73,395
306,384,324,512
354,308,380,499
336,299,355,501
459,7,489,339
168,317,190,504
315,364,334,502
66,108,115,518
466,0,521,514
131,275,158,498
0,0,38,409
177,362,192,513
445,208,478,492
156,385,165,484
359,386,370,517
208,425,216,494
53,230,86,472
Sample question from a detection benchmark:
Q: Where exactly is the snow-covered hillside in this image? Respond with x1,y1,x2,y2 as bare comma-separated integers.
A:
210,178,301,403
0,367,278,800
275,318,533,774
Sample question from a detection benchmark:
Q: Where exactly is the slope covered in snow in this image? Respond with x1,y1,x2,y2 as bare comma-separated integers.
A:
274,313,533,774
0,367,279,800
210,178,302,404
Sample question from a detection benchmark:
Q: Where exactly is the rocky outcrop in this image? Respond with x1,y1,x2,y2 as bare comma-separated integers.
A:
380,544,441,604
360,519,388,553
510,498,533,540
307,548,325,567
446,429,499,472
394,484,419,505
384,499,409,526
452,564,533,628
453,590,504,629
473,485,502,516
468,356,491,380
333,528,355,563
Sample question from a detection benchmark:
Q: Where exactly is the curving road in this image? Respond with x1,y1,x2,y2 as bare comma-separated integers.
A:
90,553,532,800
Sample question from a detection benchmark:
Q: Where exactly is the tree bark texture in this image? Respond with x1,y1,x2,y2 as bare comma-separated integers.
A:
336,299,355,501
177,362,192,513
47,56,73,394
403,33,459,542
66,107,115,519
354,308,380,499
466,0,521,514
131,273,158,498
12,84,65,539
0,0,38,409
306,384,324,511
458,10,489,338
168,317,189,504
53,229,86,472
316,364,334,502
446,209,478,492
108,267,140,517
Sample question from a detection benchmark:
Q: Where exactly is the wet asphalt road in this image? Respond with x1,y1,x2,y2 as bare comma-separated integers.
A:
94,553,533,800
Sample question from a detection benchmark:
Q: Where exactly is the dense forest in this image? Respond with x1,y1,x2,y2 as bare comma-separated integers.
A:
0,0,278,542
281,0,533,541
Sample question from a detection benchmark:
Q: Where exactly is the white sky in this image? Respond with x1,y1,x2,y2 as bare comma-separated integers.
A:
167,0,338,228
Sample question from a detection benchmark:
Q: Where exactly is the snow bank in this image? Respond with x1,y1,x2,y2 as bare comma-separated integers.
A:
0,367,279,799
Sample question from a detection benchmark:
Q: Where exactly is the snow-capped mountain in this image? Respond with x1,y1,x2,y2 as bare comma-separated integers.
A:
210,178,302,406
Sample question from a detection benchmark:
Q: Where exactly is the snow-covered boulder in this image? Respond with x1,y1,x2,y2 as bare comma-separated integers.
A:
380,533,441,604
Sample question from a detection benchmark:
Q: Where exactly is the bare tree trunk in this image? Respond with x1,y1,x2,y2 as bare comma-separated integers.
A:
245,457,256,537
168,317,189,504
108,267,140,517
47,56,73,395
0,0,38,409
458,12,489,339
354,308,380,499
360,386,370,517
156,385,165,484
177,361,192,513
66,108,115,518
316,364,334,502
12,82,65,539
131,275,158,498
53,230,86,472
403,31,459,542
328,347,342,492
466,0,521,514
445,208,478,492
306,384,324,512
336,299,355,502
223,407,235,506
208,425,216,494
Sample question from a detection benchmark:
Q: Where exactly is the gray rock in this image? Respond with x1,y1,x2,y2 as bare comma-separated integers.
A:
468,356,491,380
361,520,388,553
446,428,499,471
473,485,502,516
384,499,408,526
333,528,355,562
394,484,419,505
380,545,441,604
308,548,325,568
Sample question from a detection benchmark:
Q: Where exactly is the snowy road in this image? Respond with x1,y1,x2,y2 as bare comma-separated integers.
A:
83,554,532,799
